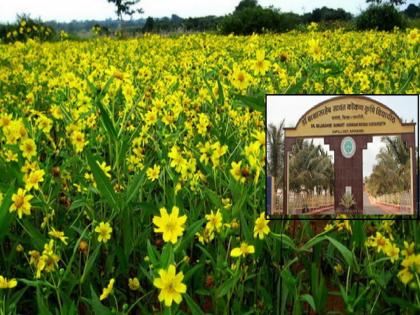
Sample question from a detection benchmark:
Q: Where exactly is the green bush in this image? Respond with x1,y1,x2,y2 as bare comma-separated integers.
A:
0,16,56,43
356,4,405,31
221,7,301,35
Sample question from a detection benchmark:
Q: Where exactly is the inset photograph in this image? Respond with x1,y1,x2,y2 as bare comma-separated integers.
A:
266,95,419,218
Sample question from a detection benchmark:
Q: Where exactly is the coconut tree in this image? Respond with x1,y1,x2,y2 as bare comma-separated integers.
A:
289,139,333,195
267,120,284,190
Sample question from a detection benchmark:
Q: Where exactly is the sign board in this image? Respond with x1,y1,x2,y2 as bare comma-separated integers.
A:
284,97,415,138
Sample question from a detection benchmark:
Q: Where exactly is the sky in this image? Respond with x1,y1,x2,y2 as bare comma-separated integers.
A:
267,95,419,177
0,0,417,22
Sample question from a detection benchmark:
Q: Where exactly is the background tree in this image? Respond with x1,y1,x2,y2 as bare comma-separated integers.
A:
235,0,260,12
289,139,334,195
107,0,143,21
356,3,405,30
143,16,154,32
404,3,420,18
365,136,410,196
366,0,406,5
267,120,284,190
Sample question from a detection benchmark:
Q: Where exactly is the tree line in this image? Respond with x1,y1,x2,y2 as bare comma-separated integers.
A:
1,0,419,41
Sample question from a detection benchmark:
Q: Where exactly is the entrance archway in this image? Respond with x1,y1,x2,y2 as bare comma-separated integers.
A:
283,96,417,215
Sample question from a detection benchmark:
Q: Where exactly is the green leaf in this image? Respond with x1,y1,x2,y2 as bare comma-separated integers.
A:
184,293,205,315
196,244,216,266
81,286,113,315
204,188,222,208
234,93,265,112
174,218,205,254
216,77,224,105
386,295,420,311
36,285,53,315
284,75,306,94
300,294,316,311
270,233,297,250
300,230,330,252
86,152,119,211
124,172,145,206
183,262,205,282
22,220,47,249
80,245,100,284
161,244,174,268
0,183,15,241
96,99,118,141
325,236,355,269
218,276,238,298
146,240,159,266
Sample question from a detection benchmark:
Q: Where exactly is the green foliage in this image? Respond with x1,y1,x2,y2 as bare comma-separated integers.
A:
365,137,411,196
356,4,406,31
404,3,420,18
143,17,155,32
366,0,406,5
303,6,352,23
107,0,143,20
267,121,285,189
340,192,356,210
0,16,56,43
221,6,302,35
289,139,334,195
235,0,260,12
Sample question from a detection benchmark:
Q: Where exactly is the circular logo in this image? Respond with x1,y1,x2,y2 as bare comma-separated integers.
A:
341,137,356,159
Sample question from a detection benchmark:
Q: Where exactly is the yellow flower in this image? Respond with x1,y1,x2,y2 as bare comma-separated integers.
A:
334,264,343,274
398,268,413,285
24,169,45,191
253,212,270,239
48,227,69,245
9,188,33,219
147,164,161,182
324,224,334,232
230,161,247,183
100,278,115,301
97,161,111,179
205,209,223,233
401,241,415,257
407,28,419,45
308,39,322,61
230,242,255,258
231,66,250,91
36,115,53,133
384,243,399,263
253,50,270,75
369,232,389,253
20,138,37,159
0,276,17,289
50,105,63,119
71,130,88,153
95,221,113,243
153,264,186,307
128,277,140,291
4,150,18,162
153,206,187,244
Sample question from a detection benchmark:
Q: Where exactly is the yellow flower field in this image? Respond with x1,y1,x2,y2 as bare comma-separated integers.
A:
0,29,419,314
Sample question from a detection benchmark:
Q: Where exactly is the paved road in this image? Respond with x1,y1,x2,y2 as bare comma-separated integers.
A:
363,192,383,214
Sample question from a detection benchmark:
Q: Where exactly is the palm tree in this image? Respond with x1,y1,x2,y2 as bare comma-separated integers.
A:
267,120,284,190
289,139,333,195
366,136,411,196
